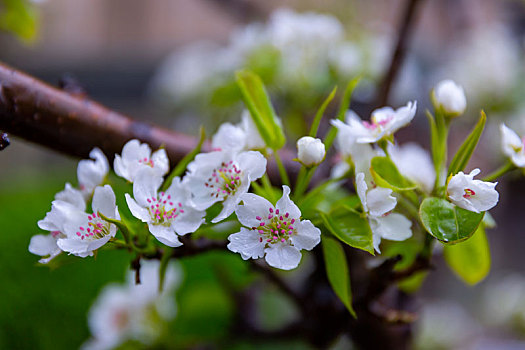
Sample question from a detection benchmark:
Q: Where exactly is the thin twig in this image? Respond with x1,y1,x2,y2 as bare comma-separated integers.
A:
375,0,424,107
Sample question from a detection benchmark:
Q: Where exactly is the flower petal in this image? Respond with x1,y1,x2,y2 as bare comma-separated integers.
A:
237,151,267,181
355,172,368,211
29,234,58,256
148,223,182,247
125,194,150,222
151,148,170,176
264,243,302,270
227,227,265,260
172,206,205,235
92,185,117,219
372,213,412,241
55,183,85,211
366,187,396,217
133,168,163,207
292,220,321,251
235,193,274,228
275,185,301,219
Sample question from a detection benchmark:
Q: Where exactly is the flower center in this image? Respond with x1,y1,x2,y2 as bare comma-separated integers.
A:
463,188,476,199
205,160,242,199
146,192,183,225
252,207,296,245
138,157,154,167
76,212,111,240
363,114,393,130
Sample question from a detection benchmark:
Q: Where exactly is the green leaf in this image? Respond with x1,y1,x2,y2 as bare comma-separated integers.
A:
322,236,356,318
319,209,374,254
419,197,484,244
309,86,337,137
0,0,38,43
443,225,490,285
448,111,486,176
426,110,440,176
370,156,416,191
235,70,285,150
324,76,361,151
162,127,206,191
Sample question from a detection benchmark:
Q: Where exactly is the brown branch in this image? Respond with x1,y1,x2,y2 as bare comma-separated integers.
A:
375,0,424,107
0,61,200,166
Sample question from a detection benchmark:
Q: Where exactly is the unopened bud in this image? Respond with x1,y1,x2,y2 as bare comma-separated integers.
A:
433,80,467,117
297,136,326,167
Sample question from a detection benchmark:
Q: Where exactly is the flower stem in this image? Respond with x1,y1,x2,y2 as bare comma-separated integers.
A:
274,151,290,186
483,161,515,182
294,166,315,200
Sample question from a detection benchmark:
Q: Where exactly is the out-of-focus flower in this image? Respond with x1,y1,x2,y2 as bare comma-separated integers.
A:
500,123,525,168
126,168,205,247
482,274,525,331
447,169,499,213
296,136,325,167
356,172,412,253
77,148,109,199
185,150,267,223
83,260,181,350
433,79,467,116
389,143,436,193
331,101,417,144
211,110,266,153
57,185,119,257
228,186,321,270
114,139,169,183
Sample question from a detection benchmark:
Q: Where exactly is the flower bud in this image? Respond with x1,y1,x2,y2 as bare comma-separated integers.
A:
433,80,467,117
297,136,326,167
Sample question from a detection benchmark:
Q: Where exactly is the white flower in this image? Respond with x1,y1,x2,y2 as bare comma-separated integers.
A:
83,260,180,350
331,101,417,144
57,185,119,257
126,168,205,247
78,148,109,198
240,110,266,151
356,173,412,253
114,139,169,182
388,143,436,193
447,169,499,213
211,110,267,153
433,79,467,116
186,150,267,223
500,123,525,168
227,185,321,270
296,136,325,167
29,185,87,263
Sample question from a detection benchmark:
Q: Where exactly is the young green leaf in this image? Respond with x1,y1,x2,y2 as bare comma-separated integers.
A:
419,197,484,244
322,235,356,318
443,225,490,285
448,111,486,176
319,209,374,254
309,86,337,137
162,127,206,191
235,70,285,150
370,156,416,191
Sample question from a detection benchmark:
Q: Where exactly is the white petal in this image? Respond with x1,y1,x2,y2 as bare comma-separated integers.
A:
92,185,117,219
292,220,321,251
57,238,93,257
148,223,182,247
38,200,80,232
241,110,266,150
227,227,265,260
77,148,109,194
389,143,435,193
172,206,205,235
264,243,302,270
235,193,274,228
366,187,396,217
122,139,151,162
385,101,417,133
151,148,170,176
55,183,85,211
133,168,163,207
468,181,499,212
355,172,368,211
125,194,150,222
237,151,267,181
275,185,301,219
29,234,58,256
113,154,129,181
211,122,246,152
372,213,412,241
212,184,246,223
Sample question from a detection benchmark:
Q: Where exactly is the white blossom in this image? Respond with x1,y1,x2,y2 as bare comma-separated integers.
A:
114,139,169,182
356,173,412,253
433,79,466,116
389,143,436,193
331,101,417,145
57,185,119,257
296,136,325,167
500,123,525,168
211,110,267,153
83,260,180,350
228,186,321,270
126,168,205,247
447,169,499,213
185,150,267,223
78,148,109,198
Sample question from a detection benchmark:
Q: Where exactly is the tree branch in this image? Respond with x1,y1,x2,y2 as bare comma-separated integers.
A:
375,0,424,107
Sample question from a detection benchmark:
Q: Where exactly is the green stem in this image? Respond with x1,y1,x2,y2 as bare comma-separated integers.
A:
274,151,290,186
294,166,316,200
397,195,420,222
432,114,450,195
483,161,515,182
261,173,275,202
